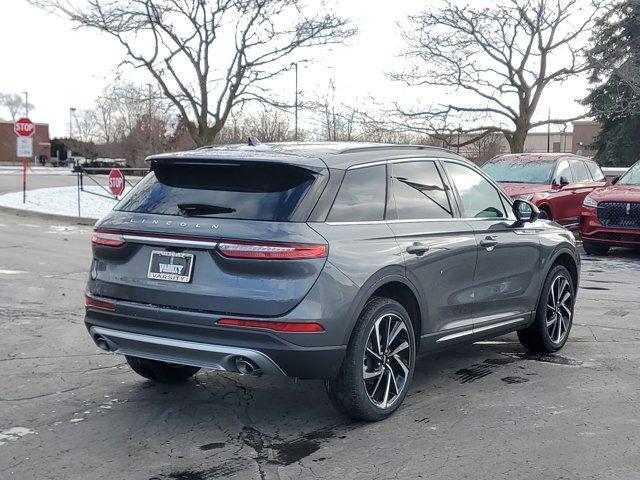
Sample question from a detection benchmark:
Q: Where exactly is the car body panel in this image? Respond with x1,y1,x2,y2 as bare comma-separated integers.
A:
580,183,640,248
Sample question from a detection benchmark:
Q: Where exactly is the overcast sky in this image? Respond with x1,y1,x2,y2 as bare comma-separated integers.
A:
0,0,592,137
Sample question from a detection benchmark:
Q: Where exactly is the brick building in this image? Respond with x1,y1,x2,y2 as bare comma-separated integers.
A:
0,121,51,164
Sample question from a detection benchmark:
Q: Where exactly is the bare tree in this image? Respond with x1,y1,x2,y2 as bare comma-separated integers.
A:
392,0,603,153
0,93,35,121
35,0,354,146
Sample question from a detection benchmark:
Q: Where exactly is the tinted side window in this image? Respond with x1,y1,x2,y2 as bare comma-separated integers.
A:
444,162,506,218
586,162,605,181
569,159,591,182
391,161,452,220
328,165,386,222
554,160,573,184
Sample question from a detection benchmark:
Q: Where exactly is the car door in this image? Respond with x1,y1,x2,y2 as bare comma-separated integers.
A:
386,159,478,348
550,159,576,225
567,159,598,228
441,160,541,334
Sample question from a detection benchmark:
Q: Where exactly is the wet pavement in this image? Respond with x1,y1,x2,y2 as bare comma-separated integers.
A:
1,211,640,480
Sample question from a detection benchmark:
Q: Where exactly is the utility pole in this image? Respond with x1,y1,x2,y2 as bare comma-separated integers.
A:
547,108,551,153
22,91,29,117
147,83,153,154
69,107,76,138
294,62,299,142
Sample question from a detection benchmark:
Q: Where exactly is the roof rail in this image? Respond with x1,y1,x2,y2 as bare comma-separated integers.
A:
338,144,454,155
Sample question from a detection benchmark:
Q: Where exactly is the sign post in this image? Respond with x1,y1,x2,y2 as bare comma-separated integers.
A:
108,168,125,198
14,117,35,204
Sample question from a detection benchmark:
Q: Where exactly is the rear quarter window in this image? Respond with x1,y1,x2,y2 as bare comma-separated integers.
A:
586,162,605,181
116,162,317,221
327,165,387,222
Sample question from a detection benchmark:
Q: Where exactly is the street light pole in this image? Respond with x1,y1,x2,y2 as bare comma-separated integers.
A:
22,91,29,117
69,107,76,139
294,62,299,142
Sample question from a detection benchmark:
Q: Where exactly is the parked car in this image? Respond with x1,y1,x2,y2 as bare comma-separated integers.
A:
580,160,640,255
85,143,580,421
482,153,607,229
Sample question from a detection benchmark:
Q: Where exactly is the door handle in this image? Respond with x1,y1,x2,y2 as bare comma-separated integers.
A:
406,242,430,256
479,237,499,250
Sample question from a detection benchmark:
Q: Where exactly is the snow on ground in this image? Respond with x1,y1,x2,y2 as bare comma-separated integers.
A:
0,186,124,219
0,166,75,176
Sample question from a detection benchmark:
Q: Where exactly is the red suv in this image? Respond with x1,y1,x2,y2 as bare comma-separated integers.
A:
482,153,607,229
580,160,640,255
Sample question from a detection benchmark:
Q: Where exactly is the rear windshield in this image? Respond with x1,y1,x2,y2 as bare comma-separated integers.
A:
482,158,554,184
116,162,317,221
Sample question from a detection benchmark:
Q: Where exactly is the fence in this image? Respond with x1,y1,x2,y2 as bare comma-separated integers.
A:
75,167,148,218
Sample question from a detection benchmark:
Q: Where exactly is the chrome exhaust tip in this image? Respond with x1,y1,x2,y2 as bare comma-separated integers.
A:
94,335,111,352
234,356,260,375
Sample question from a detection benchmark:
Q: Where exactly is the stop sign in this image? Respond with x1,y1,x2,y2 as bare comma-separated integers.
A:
108,169,125,196
14,117,35,138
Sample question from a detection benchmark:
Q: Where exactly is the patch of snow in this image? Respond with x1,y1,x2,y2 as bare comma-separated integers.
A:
69,418,84,424
0,166,74,176
0,186,126,220
0,427,36,445
0,269,25,275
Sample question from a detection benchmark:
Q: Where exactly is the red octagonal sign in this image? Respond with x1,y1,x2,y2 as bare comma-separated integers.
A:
14,117,35,138
108,169,125,197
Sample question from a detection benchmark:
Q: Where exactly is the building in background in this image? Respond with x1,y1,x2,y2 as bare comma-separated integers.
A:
458,120,601,164
571,120,600,157
0,121,51,164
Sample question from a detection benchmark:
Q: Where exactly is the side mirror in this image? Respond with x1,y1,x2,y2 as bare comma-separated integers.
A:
611,176,620,185
513,199,540,223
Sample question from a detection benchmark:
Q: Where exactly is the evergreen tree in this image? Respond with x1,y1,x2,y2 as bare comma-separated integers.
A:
585,0,640,166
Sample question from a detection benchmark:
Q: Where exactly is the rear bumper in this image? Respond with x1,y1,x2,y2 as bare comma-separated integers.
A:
85,298,346,379
90,326,287,376
580,207,640,248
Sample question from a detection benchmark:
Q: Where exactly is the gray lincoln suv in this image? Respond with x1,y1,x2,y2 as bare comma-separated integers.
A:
85,142,580,421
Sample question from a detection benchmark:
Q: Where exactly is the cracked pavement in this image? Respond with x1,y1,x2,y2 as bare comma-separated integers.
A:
1,210,640,480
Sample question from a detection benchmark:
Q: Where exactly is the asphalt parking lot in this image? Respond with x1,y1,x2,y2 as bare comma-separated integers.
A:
2,210,640,480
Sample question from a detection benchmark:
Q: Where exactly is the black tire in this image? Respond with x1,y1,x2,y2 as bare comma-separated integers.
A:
325,297,416,422
538,207,551,220
126,356,200,383
583,240,610,256
518,265,575,353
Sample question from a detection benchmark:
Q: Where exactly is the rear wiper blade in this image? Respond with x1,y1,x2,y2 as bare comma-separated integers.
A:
177,203,236,216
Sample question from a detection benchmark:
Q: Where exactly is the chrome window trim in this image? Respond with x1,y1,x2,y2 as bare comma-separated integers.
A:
122,234,219,249
324,217,512,226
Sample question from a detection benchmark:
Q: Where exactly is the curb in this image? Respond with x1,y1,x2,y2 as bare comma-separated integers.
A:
0,205,97,226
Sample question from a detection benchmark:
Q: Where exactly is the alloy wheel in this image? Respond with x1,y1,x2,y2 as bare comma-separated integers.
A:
362,313,412,409
546,274,573,344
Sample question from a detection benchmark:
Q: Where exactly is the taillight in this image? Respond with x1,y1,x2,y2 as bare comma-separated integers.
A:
217,318,325,333
85,295,115,310
217,241,327,259
91,230,125,247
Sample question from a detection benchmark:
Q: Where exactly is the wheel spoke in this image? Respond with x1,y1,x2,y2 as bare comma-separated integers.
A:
385,316,392,351
390,341,409,356
388,321,406,348
366,347,382,361
374,318,383,357
363,367,384,380
370,368,385,397
392,354,410,376
550,280,557,305
381,369,392,408
388,365,400,395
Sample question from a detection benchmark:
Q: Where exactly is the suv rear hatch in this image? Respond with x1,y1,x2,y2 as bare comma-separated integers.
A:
88,153,329,317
